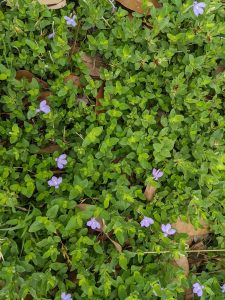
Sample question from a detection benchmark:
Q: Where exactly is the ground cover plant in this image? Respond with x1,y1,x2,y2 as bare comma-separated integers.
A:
0,0,225,299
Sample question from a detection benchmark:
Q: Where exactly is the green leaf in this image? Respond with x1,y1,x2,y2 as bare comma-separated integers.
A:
0,64,11,80
29,221,43,233
118,285,127,299
114,227,125,245
46,205,59,219
82,126,103,147
65,215,83,231
119,255,127,270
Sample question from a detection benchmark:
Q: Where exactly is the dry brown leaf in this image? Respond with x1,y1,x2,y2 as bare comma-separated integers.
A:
184,288,194,300
16,70,48,89
173,256,189,276
69,44,105,78
76,203,92,211
77,96,89,105
81,53,105,78
116,0,160,14
64,74,82,88
144,185,156,201
190,241,207,251
215,65,225,74
95,81,105,114
37,91,52,101
24,295,33,300
110,238,122,253
172,217,209,244
48,0,66,9
38,0,63,4
52,170,64,175
68,271,78,284
38,144,61,154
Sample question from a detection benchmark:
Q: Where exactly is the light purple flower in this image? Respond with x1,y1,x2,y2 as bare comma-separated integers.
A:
152,168,164,180
64,16,77,27
87,218,101,230
193,283,204,297
48,176,62,189
140,216,154,228
161,224,176,237
36,100,51,114
48,32,55,39
193,2,206,16
221,284,225,293
55,154,67,169
61,292,72,300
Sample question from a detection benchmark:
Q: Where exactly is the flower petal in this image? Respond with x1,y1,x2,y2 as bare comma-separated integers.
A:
193,7,200,16
58,177,62,184
198,2,206,8
168,228,176,235
48,180,53,186
41,105,51,114
165,224,171,231
40,100,47,108
57,163,64,169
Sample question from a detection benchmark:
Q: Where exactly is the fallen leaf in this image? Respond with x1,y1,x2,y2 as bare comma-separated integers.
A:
24,295,33,300
95,81,105,114
116,0,160,14
37,91,52,101
48,0,66,9
173,256,189,276
172,217,209,244
77,96,89,105
68,271,78,284
184,288,194,300
81,52,105,78
76,203,92,211
64,74,82,88
38,0,64,4
38,144,61,154
190,241,207,251
109,238,122,253
144,185,156,201
52,170,64,175
69,44,105,78
188,241,207,268
215,65,225,74
16,70,48,89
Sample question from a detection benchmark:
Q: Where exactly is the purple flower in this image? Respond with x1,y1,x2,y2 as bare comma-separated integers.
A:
55,154,67,169
193,2,206,16
64,16,77,27
140,216,154,228
48,176,62,189
152,168,164,180
161,224,176,237
221,284,225,293
48,32,55,39
61,292,72,300
87,218,101,230
36,100,51,114
193,283,204,297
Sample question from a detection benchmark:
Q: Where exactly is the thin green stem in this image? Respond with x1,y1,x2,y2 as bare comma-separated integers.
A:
142,249,225,254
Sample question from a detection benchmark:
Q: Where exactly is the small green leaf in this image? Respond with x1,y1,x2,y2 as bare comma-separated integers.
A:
119,255,127,270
